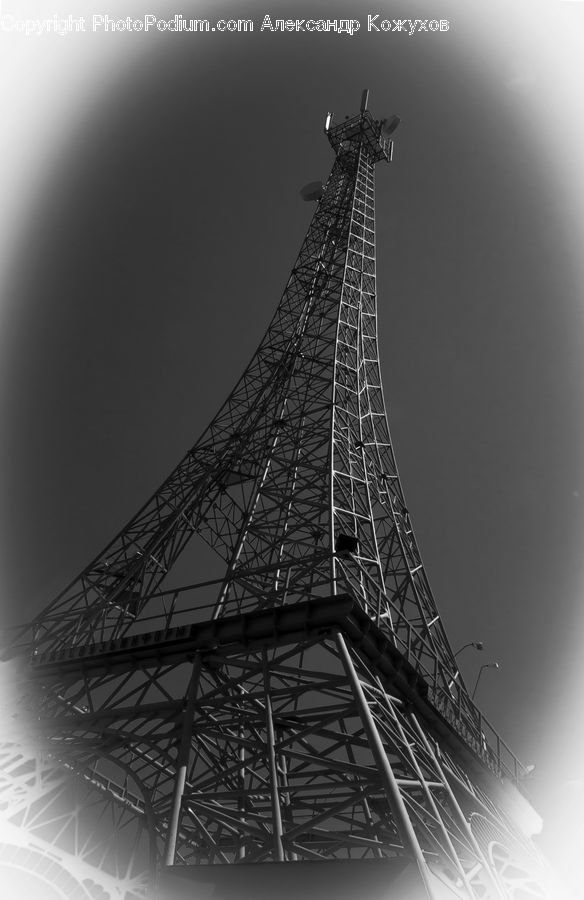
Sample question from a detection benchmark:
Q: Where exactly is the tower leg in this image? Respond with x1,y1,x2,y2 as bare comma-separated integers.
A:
408,712,506,899
164,654,202,866
386,700,477,899
334,632,436,900
263,649,285,862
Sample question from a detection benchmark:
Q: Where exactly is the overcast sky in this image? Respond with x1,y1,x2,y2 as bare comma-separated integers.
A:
1,0,584,889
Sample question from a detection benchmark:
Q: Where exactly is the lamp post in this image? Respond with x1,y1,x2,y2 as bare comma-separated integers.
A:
472,662,499,701
448,641,484,690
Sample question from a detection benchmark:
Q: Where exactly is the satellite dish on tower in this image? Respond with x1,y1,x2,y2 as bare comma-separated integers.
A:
300,181,324,202
380,115,401,137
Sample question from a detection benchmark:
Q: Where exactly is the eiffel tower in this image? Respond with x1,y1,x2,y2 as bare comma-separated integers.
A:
0,91,555,900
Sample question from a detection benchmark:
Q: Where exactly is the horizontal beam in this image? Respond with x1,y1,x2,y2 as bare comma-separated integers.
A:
32,596,426,702
28,596,512,795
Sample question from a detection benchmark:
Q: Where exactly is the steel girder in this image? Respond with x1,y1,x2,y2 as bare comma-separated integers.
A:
1,101,554,899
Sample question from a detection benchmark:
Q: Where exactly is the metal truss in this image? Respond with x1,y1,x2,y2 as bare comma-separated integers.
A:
1,94,556,899
0,739,149,898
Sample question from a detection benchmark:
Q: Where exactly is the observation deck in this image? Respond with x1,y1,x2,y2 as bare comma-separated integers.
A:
326,108,393,163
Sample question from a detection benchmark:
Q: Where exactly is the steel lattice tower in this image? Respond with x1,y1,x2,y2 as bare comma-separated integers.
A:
1,93,555,900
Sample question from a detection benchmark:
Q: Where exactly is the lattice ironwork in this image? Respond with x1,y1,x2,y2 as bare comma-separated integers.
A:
1,93,555,900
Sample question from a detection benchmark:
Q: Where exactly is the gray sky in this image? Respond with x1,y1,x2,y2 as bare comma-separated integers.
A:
1,0,584,887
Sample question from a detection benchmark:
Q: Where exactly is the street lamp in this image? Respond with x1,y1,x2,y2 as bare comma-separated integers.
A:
472,662,499,700
448,641,484,691
455,641,483,658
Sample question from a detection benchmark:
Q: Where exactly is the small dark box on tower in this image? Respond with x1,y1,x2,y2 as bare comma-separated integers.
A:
335,533,359,555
